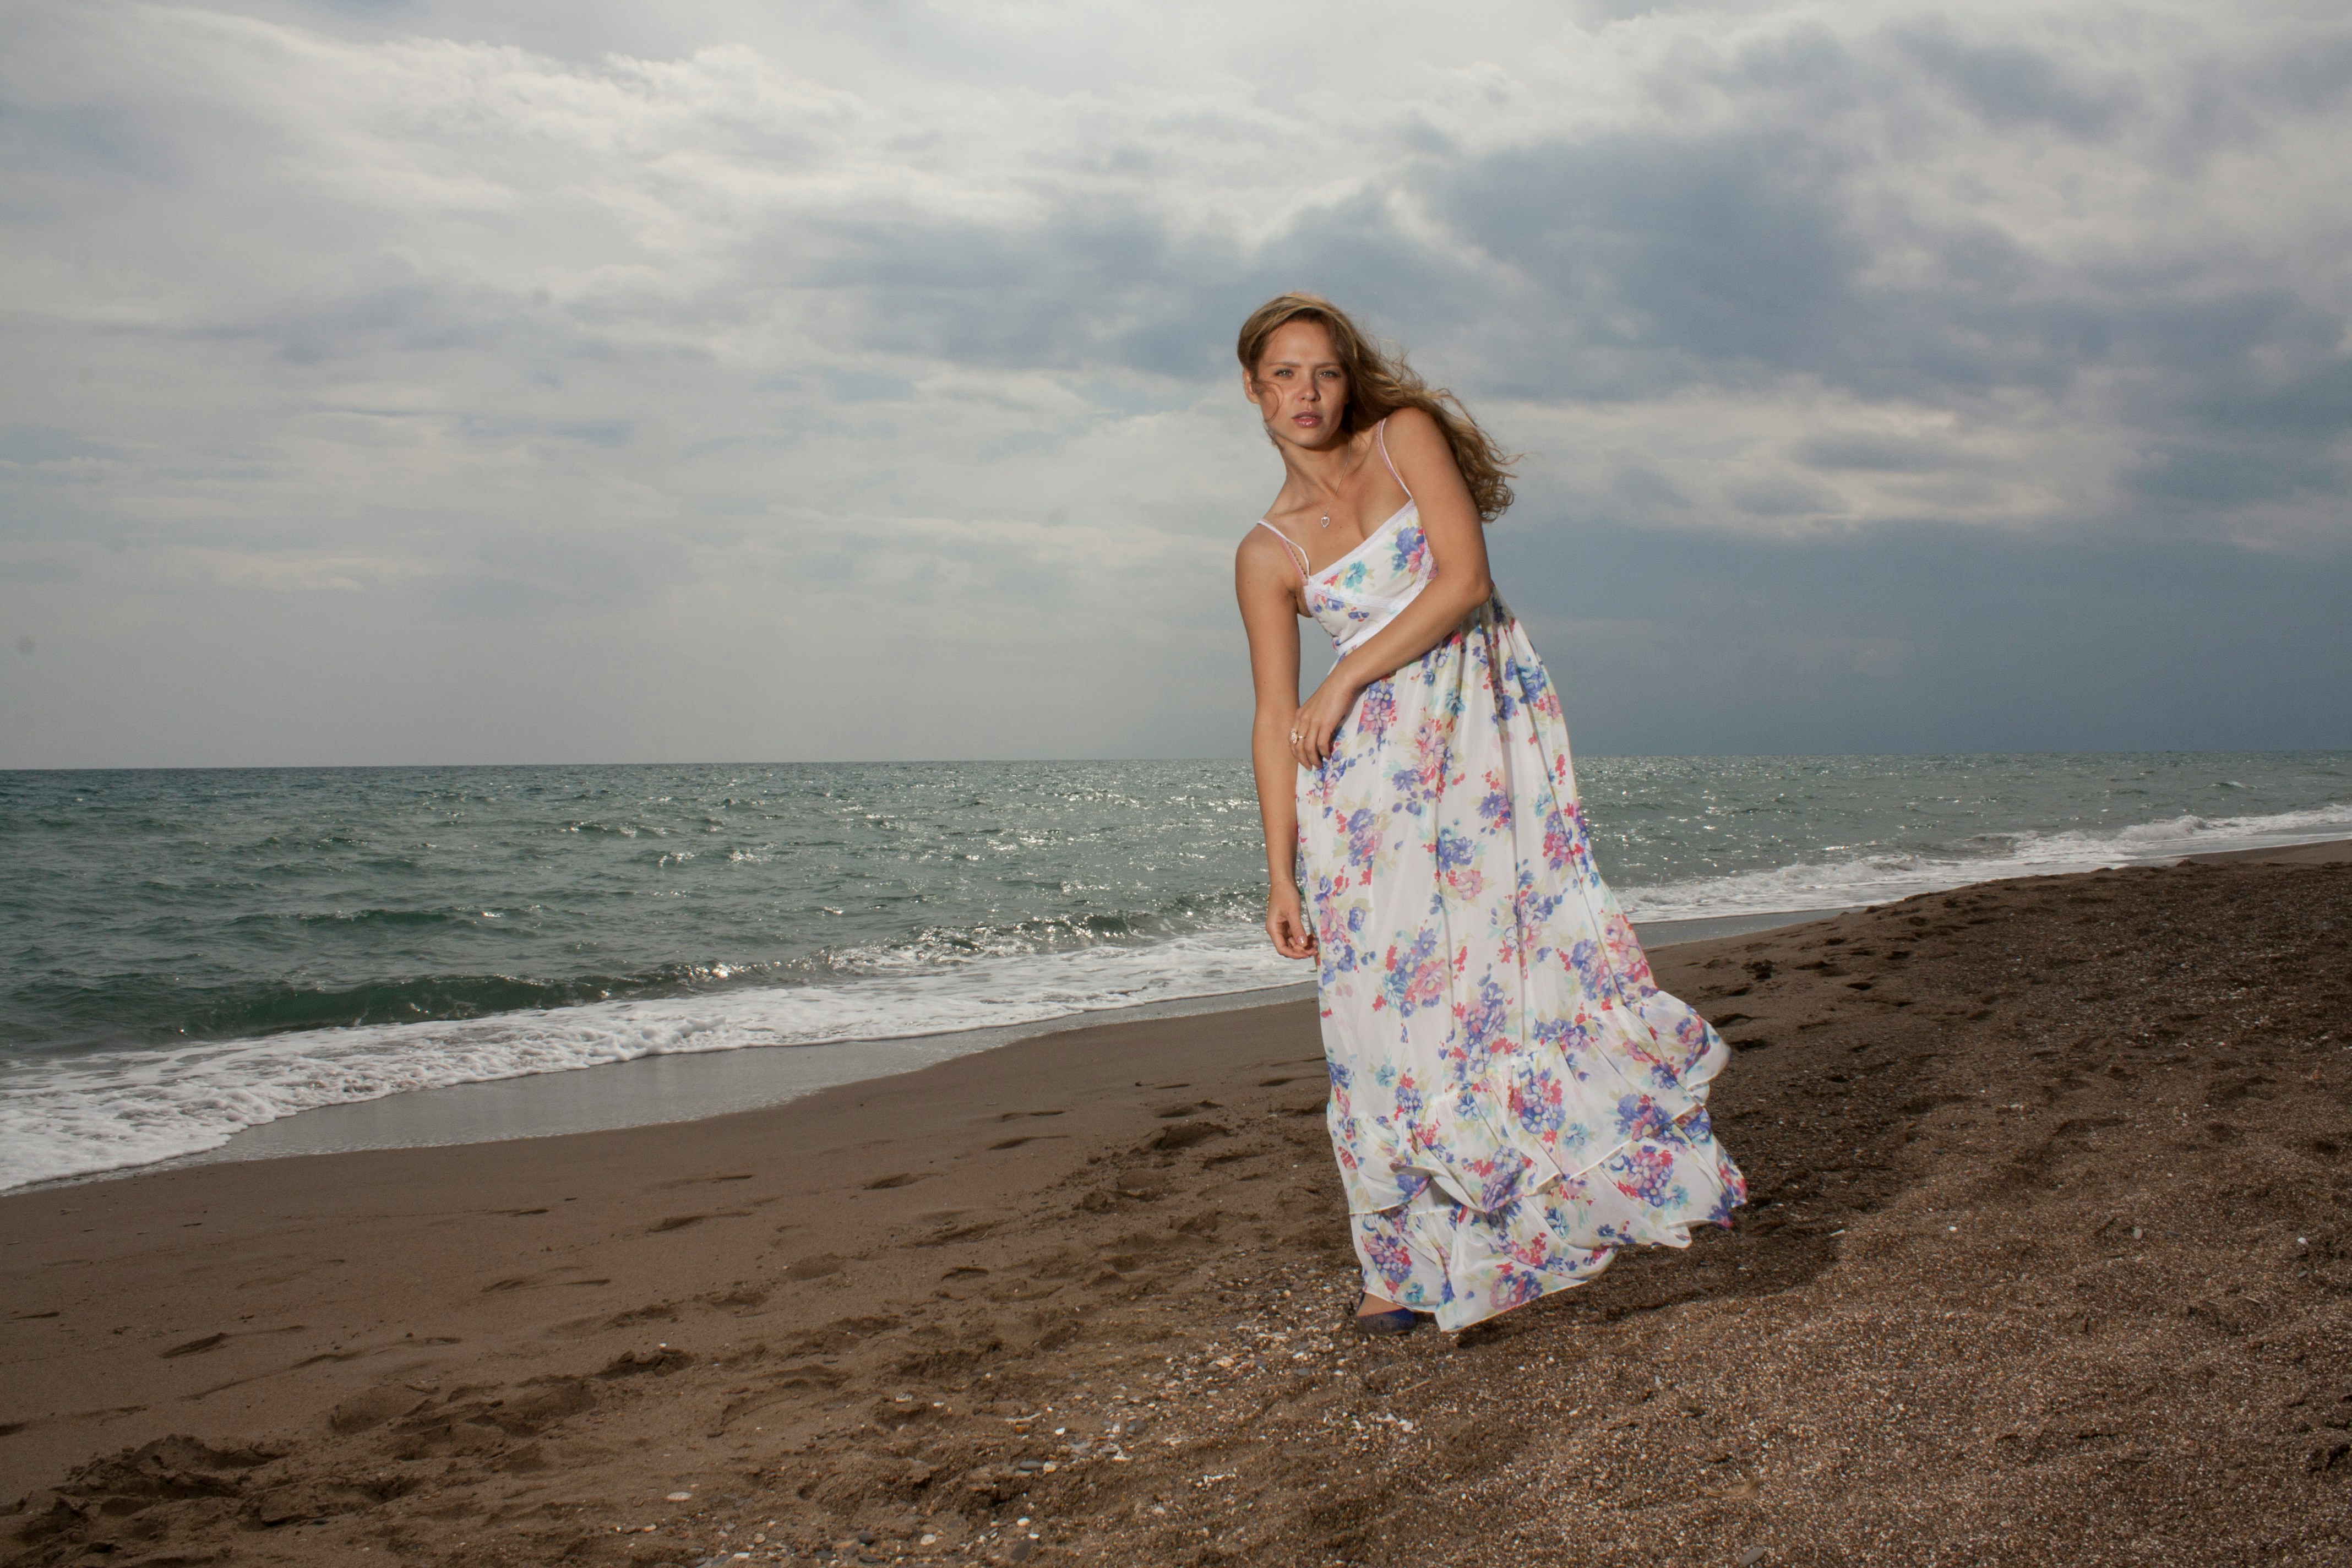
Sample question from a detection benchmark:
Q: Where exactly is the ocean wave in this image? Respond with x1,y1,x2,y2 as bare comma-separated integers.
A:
1614,803,2352,920
0,929,1306,1191
4,785,2344,1195
13,891,1275,1052
281,907,470,929
10,964,749,1051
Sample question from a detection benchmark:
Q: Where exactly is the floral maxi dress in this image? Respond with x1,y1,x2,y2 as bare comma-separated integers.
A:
1260,426,1747,1331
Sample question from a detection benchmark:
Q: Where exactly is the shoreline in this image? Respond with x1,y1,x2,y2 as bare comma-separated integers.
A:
14,908,1845,1195
4,850,2346,1565
20,833,2352,1195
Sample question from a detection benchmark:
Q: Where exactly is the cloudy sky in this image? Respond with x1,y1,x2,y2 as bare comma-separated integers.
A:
3,0,2348,766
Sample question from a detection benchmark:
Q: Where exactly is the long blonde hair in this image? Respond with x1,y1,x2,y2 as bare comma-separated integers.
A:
1236,292,1516,521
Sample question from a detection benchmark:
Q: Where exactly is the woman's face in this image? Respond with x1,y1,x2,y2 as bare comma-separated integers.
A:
1246,319,1348,450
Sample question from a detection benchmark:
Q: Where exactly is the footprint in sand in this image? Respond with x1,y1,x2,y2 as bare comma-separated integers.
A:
648,1209,751,1233
482,1268,612,1293
158,1324,309,1359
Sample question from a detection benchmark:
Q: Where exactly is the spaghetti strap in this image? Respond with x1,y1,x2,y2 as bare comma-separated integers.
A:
1254,519,1312,586
1374,417,1412,500
1288,426,1744,1335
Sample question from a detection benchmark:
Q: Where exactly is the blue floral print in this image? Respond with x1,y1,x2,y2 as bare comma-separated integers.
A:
1290,464,1746,1331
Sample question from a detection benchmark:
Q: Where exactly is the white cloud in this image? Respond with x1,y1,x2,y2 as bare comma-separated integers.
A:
1,0,2348,763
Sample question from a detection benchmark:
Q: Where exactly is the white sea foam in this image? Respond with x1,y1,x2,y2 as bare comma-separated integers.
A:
0,929,1305,1191
4,802,2345,1193
1614,804,2352,921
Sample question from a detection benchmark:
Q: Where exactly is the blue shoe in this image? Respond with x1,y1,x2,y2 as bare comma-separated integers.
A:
1351,1292,1423,1336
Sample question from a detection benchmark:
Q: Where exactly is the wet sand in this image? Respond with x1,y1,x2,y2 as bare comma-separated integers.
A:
4,852,2349,1566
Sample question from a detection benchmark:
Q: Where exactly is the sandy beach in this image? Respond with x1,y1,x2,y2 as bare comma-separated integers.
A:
5,848,2349,1567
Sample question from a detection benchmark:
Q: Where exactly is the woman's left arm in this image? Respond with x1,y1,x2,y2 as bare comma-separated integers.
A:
1288,406,1495,769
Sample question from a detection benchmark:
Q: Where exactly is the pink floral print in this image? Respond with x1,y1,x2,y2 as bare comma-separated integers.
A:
1292,497,1746,1331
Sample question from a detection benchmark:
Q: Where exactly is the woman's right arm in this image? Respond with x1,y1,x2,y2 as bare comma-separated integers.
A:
1234,533,1316,961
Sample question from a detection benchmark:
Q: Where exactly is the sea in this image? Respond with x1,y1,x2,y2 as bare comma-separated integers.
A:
3,752,2347,1192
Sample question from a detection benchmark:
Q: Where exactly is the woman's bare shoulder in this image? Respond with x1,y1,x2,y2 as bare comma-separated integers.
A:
1380,405,1471,498
1236,518,1295,574
1380,404,1446,450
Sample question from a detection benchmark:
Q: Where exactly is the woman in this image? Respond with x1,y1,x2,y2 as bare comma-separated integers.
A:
1232,293,1746,1334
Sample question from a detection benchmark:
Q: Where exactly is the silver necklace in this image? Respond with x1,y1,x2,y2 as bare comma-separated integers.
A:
1315,447,1369,528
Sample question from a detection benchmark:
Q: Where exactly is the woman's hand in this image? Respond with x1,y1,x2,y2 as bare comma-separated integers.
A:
1288,661,1366,770
1267,890,1318,960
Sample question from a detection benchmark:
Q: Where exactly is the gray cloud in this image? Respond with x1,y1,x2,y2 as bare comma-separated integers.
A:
1495,520,2352,756
1,1,2347,766
1893,20,2136,137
